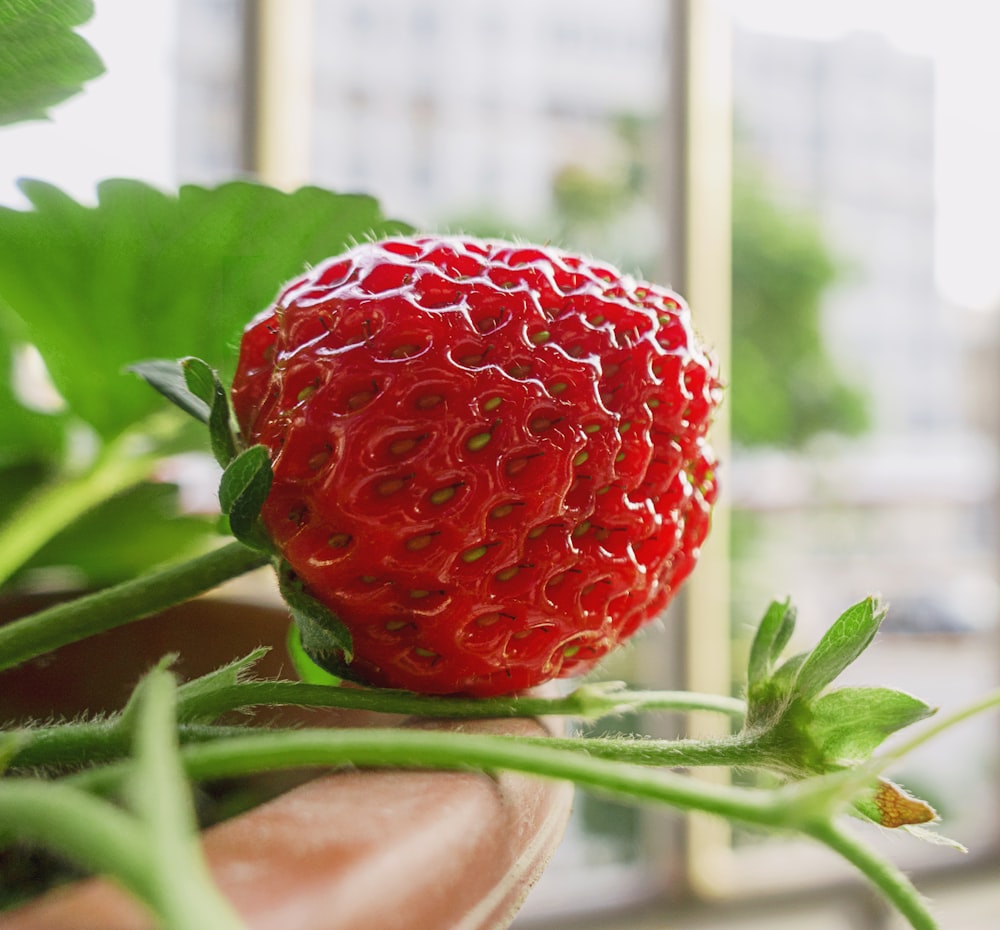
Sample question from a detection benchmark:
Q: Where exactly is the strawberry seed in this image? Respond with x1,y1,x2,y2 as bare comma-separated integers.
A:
378,477,407,496
462,545,489,563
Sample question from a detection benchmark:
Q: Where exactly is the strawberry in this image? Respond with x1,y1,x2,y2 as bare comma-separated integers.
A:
231,235,720,696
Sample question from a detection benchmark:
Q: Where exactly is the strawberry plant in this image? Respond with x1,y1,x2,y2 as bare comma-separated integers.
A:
1,4,998,929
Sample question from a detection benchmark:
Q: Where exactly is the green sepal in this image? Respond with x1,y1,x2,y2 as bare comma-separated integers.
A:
793,597,886,701
746,650,808,730
130,357,239,467
808,687,936,766
218,445,273,551
117,654,178,738
747,597,796,691
741,597,938,791
130,359,210,425
901,824,968,853
286,624,342,686
277,562,354,668
175,647,270,723
181,357,238,467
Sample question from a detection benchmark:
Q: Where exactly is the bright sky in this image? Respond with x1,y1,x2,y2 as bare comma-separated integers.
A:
1,0,998,311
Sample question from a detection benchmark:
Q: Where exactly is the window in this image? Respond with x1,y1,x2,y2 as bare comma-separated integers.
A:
223,1,1000,925
7,1,996,926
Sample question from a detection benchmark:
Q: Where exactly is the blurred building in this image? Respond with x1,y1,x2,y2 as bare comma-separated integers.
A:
174,0,247,185
307,0,667,228
729,28,997,628
732,29,957,438
727,29,999,840
174,0,669,226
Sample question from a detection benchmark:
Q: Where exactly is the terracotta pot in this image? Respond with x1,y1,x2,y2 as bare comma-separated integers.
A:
0,594,573,930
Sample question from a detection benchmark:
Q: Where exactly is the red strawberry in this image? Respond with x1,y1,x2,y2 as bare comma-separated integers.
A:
231,235,720,696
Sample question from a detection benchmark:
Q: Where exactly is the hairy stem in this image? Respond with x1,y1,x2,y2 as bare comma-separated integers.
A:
6,722,759,773
4,679,747,771
127,670,247,930
0,541,270,672
38,726,925,928
67,727,811,830
809,820,937,930
0,779,156,905
4,719,129,769
176,679,747,725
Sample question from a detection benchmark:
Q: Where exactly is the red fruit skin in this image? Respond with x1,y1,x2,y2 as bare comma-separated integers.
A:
232,236,720,696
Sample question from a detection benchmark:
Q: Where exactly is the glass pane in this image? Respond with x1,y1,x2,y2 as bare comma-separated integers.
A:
725,0,1000,885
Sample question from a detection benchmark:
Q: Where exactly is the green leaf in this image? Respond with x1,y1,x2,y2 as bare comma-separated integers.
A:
0,0,105,126
809,687,936,765
0,180,411,441
747,598,796,690
218,445,272,549
0,461,51,525
794,597,886,701
11,481,217,588
0,318,67,466
125,668,246,928
278,562,353,666
131,357,239,466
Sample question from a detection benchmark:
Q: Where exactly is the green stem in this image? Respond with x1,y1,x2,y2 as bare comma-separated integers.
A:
0,541,270,672
53,727,928,927
809,819,938,930
0,779,157,907
176,679,746,725
0,413,182,588
128,670,246,930
4,680,746,771
6,722,759,773
539,732,760,767
4,719,128,769
85,727,803,831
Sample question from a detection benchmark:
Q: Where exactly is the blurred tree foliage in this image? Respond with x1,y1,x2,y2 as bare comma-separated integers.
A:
448,116,869,449
730,166,868,447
